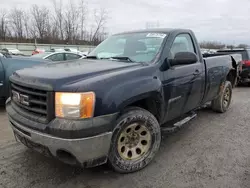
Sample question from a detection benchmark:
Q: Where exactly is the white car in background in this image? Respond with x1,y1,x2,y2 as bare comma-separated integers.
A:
64,48,79,52
80,51,89,56
30,51,84,62
64,48,89,57
2,48,24,55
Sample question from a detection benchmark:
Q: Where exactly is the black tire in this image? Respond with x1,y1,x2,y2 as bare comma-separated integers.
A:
108,107,161,173
211,81,232,113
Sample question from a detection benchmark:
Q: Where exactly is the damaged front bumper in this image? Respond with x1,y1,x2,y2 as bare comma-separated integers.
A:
6,99,116,168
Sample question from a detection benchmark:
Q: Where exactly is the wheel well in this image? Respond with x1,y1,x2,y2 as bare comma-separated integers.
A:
226,70,237,87
126,97,161,122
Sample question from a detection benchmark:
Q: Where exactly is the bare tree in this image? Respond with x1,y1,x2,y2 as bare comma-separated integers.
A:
29,22,38,39
22,10,31,39
200,41,226,49
52,0,64,40
64,0,81,44
79,0,87,41
30,5,50,41
91,8,108,43
0,3,109,44
237,44,248,49
9,8,25,41
226,45,236,50
49,19,60,43
0,10,9,41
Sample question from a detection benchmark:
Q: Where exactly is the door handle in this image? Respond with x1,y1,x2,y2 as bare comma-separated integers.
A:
193,69,200,76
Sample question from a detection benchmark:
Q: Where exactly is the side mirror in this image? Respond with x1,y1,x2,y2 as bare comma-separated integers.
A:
169,52,198,66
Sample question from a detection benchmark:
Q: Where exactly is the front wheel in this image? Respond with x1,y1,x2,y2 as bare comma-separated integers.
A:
108,107,161,173
211,81,232,113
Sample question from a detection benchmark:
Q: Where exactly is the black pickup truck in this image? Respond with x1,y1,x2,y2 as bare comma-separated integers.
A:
6,29,241,173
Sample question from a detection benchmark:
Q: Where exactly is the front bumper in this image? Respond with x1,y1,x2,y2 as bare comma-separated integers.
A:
6,99,116,167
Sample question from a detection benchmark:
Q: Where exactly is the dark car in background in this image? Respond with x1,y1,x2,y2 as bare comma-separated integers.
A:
0,55,47,104
217,49,250,85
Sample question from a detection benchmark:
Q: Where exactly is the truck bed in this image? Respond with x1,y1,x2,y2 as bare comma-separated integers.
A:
203,53,242,68
202,54,241,103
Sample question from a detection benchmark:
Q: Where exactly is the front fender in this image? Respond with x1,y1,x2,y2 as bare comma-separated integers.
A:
3,65,30,98
101,76,164,114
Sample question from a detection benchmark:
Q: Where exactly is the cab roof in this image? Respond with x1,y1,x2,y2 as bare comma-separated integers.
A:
115,28,192,35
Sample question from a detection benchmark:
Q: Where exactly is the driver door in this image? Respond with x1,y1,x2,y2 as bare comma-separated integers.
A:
163,33,204,122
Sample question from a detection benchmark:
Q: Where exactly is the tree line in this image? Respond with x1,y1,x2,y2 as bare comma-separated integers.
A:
1,1,249,49
200,41,249,49
0,0,108,45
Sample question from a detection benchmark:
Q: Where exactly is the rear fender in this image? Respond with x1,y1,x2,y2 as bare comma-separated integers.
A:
224,56,239,88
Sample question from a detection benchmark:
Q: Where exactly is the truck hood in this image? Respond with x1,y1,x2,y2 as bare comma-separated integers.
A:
12,59,143,90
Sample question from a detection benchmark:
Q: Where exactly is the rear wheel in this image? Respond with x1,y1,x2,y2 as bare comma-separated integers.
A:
108,107,161,173
211,81,232,113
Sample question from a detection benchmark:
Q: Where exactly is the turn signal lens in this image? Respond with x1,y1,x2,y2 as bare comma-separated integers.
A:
55,92,95,119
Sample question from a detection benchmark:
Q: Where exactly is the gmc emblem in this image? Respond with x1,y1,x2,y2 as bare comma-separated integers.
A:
12,90,30,106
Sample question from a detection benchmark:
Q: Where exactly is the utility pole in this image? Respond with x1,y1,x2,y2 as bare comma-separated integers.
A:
34,38,37,49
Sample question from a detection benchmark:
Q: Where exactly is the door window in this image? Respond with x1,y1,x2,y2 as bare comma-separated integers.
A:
170,34,195,59
46,53,64,61
65,53,82,60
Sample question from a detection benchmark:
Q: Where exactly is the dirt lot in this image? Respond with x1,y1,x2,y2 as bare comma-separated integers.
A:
1,87,250,188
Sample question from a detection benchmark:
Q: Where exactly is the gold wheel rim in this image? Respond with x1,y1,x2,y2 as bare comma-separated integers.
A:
223,87,230,107
117,123,152,161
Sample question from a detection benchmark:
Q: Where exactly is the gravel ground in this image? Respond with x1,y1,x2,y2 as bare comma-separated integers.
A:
1,87,250,188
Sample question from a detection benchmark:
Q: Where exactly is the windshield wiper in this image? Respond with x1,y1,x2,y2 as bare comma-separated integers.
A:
110,56,134,62
86,55,98,59
86,55,135,62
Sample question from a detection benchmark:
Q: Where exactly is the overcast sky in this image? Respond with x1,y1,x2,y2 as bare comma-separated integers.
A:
1,0,250,44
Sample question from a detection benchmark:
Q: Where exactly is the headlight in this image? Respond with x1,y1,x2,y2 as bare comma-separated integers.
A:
55,92,95,118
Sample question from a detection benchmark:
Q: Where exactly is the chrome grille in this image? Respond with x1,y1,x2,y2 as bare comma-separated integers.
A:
10,82,54,123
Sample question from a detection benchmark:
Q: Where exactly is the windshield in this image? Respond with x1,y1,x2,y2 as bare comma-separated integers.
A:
88,32,167,63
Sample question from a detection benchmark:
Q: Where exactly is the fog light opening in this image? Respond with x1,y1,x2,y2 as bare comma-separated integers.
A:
56,150,78,165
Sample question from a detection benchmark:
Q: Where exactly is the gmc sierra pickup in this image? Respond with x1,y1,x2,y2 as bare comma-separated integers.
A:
6,28,241,173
